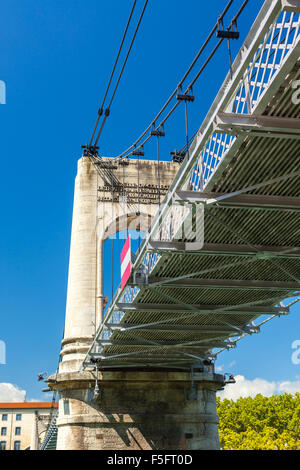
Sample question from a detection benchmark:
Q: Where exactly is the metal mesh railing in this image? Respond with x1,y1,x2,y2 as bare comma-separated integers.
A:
189,10,300,192
233,10,300,114
40,413,58,450
113,10,300,324
144,252,161,273
190,132,236,191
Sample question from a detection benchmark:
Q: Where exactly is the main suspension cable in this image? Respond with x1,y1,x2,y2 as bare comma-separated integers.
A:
115,0,249,161
89,0,138,147
93,0,149,148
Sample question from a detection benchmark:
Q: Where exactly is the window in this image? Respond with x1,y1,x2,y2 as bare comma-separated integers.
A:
15,427,21,436
63,399,70,415
16,414,22,421
1,414,7,421
0,441,6,450
1,428,6,436
14,441,21,451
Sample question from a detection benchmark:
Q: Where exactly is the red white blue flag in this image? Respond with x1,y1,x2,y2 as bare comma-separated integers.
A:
121,236,131,289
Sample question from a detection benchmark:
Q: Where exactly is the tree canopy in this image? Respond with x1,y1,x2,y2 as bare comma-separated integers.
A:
217,393,300,450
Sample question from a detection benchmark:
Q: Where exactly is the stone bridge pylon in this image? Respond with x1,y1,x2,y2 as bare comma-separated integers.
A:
61,156,179,373
48,156,224,450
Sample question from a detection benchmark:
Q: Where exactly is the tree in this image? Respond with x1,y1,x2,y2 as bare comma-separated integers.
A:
217,393,300,450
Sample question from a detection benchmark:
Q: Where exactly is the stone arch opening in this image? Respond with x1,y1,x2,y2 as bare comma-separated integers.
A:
102,212,153,241
97,211,153,327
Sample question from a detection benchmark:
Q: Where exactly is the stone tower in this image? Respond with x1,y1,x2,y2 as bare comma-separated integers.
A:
48,156,225,450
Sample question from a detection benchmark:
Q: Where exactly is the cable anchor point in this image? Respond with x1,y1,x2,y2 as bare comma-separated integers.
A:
132,145,145,157
150,122,165,137
217,17,240,40
81,144,99,157
177,86,195,102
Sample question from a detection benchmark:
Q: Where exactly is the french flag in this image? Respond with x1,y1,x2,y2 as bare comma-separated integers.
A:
121,236,131,289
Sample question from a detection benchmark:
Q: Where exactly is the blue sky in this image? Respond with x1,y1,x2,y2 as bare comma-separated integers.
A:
0,0,299,402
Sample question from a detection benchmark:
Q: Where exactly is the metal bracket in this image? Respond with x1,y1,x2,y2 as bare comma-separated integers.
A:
170,150,186,164
133,264,149,285
224,341,237,350
282,0,300,12
224,373,236,384
185,363,201,402
81,144,99,156
243,322,260,335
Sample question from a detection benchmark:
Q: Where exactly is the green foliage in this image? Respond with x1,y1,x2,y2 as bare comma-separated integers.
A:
217,393,300,450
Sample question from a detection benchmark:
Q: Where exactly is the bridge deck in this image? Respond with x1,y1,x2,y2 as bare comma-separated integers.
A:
83,0,300,371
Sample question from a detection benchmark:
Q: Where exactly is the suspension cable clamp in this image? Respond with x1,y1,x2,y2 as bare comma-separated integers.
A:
132,149,145,156
104,108,110,117
81,144,99,156
151,129,165,137
217,17,240,40
119,158,130,166
217,30,240,40
170,150,186,163
176,93,195,102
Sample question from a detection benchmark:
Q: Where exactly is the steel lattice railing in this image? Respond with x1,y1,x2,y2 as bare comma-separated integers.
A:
189,10,300,192
190,133,236,190
233,10,300,114
99,254,158,342
109,7,300,345
82,1,300,370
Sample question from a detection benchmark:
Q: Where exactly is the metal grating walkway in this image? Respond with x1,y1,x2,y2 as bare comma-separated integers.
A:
83,0,300,371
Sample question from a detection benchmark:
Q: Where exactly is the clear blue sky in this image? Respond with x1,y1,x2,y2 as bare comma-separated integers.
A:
0,0,299,401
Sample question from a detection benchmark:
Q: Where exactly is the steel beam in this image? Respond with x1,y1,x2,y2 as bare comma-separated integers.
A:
86,361,199,370
89,353,205,361
106,322,259,335
97,339,232,348
175,191,300,212
214,113,300,139
146,277,299,291
148,241,300,259
115,303,289,315
105,323,243,334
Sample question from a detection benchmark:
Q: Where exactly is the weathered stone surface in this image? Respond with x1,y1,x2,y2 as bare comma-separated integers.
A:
49,371,224,450
60,157,179,373
54,156,224,450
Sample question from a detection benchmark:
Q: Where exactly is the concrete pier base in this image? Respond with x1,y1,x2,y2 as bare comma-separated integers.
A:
48,370,224,450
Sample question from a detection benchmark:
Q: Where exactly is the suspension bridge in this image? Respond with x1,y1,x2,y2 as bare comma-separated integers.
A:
45,0,300,451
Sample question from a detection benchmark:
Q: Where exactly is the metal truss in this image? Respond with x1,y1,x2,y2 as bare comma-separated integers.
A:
148,241,300,259
175,191,300,212
115,302,289,316
82,0,300,371
214,113,300,139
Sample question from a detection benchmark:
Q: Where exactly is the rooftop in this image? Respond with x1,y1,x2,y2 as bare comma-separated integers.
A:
0,402,58,409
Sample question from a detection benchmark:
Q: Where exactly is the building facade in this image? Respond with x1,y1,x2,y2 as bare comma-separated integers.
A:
0,402,58,450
